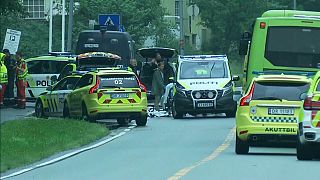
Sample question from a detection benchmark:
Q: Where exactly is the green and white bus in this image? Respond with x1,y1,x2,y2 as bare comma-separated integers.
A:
239,10,320,91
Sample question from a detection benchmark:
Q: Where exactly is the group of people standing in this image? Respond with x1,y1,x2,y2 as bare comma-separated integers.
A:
151,53,174,112
0,49,28,109
128,52,174,112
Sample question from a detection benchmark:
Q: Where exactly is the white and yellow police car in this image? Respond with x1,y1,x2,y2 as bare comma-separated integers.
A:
172,55,239,119
25,52,76,101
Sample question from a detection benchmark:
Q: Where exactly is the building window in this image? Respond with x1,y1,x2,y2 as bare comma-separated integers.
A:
175,1,179,17
23,0,45,19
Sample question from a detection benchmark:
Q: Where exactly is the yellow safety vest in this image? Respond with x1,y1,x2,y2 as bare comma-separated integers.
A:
0,63,8,84
17,59,28,80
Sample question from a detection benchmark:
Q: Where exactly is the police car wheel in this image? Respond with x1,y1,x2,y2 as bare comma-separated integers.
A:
297,138,312,160
117,118,128,126
82,103,95,123
136,115,147,126
63,102,70,118
35,100,47,118
235,134,249,154
172,101,183,119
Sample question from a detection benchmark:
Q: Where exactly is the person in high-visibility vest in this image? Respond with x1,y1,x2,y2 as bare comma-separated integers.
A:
0,52,8,108
15,51,28,109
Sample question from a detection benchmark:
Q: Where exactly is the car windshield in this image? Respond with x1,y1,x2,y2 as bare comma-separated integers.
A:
99,74,139,88
179,61,228,79
252,81,310,101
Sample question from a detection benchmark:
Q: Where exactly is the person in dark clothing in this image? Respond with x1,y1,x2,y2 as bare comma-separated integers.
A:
3,49,16,105
129,58,140,77
163,61,175,85
152,61,165,111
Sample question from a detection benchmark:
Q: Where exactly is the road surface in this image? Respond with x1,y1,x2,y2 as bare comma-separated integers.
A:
3,114,319,180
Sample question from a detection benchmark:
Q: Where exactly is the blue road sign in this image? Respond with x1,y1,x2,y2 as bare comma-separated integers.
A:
99,14,121,27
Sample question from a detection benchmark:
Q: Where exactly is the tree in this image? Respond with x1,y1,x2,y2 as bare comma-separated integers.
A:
0,0,25,15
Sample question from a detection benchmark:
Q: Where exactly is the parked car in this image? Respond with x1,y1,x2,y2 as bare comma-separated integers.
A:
297,71,320,160
35,73,82,118
63,68,148,126
236,72,312,154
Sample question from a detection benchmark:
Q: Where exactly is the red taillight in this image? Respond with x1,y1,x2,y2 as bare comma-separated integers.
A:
89,77,101,94
260,22,266,29
240,83,255,106
303,96,320,110
137,78,147,92
239,130,248,135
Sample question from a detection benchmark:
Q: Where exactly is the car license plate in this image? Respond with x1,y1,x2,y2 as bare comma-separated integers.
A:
196,102,214,108
268,108,294,115
111,93,129,99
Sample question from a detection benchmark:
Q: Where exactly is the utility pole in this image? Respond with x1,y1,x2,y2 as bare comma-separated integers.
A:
61,0,66,52
49,0,53,52
293,0,296,10
179,0,184,55
67,0,74,52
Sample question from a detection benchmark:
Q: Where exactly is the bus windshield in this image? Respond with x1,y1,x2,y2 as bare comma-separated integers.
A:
265,26,320,68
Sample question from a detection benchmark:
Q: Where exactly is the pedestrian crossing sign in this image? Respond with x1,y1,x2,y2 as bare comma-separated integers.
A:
99,14,121,27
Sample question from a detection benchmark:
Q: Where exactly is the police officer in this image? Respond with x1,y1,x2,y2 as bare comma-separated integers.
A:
16,51,28,109
0,53,8,108
3,49,16,105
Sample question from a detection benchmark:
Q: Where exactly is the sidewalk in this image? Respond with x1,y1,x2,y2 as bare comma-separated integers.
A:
0,102,34,124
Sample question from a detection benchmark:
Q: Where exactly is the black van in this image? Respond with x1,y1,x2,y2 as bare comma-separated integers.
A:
76,30,134,66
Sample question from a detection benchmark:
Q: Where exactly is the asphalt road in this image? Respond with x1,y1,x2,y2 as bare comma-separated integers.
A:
0,103,34,124
3,114,319,180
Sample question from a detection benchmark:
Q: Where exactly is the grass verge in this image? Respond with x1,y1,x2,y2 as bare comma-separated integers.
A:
0,118,109,173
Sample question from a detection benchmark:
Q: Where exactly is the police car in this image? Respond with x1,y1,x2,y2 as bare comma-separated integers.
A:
63,68,148,126
58,52,122,81
26,52,76,101
236,72,312,154
35,73,82,118
297,71,320,160
171,55,239,119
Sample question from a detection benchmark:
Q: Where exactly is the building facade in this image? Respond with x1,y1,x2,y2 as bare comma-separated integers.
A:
161,0,210,50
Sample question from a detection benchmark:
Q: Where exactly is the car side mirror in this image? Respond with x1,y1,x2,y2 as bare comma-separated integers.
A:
232,75,240,81
300,93,308,100
67,84,74,90
46,86,53,91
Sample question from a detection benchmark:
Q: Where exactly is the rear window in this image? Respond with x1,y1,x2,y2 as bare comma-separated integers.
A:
27,60,69,74
99,74,139,88
252,81,310,101
78,57,118,69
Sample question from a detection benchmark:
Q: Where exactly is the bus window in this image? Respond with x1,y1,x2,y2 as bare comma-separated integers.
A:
265,27,320,68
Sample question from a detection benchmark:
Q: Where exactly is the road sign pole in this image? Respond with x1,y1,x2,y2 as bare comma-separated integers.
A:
67,0,74,52
61,0,66,52
179,0,184,55
49,0,53,52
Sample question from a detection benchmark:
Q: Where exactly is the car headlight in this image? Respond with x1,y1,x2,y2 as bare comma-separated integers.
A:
208,91,214,98
223,81,233,96
194,92,201,99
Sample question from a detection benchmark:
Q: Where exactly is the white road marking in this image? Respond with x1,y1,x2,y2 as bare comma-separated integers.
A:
0,125,136,180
